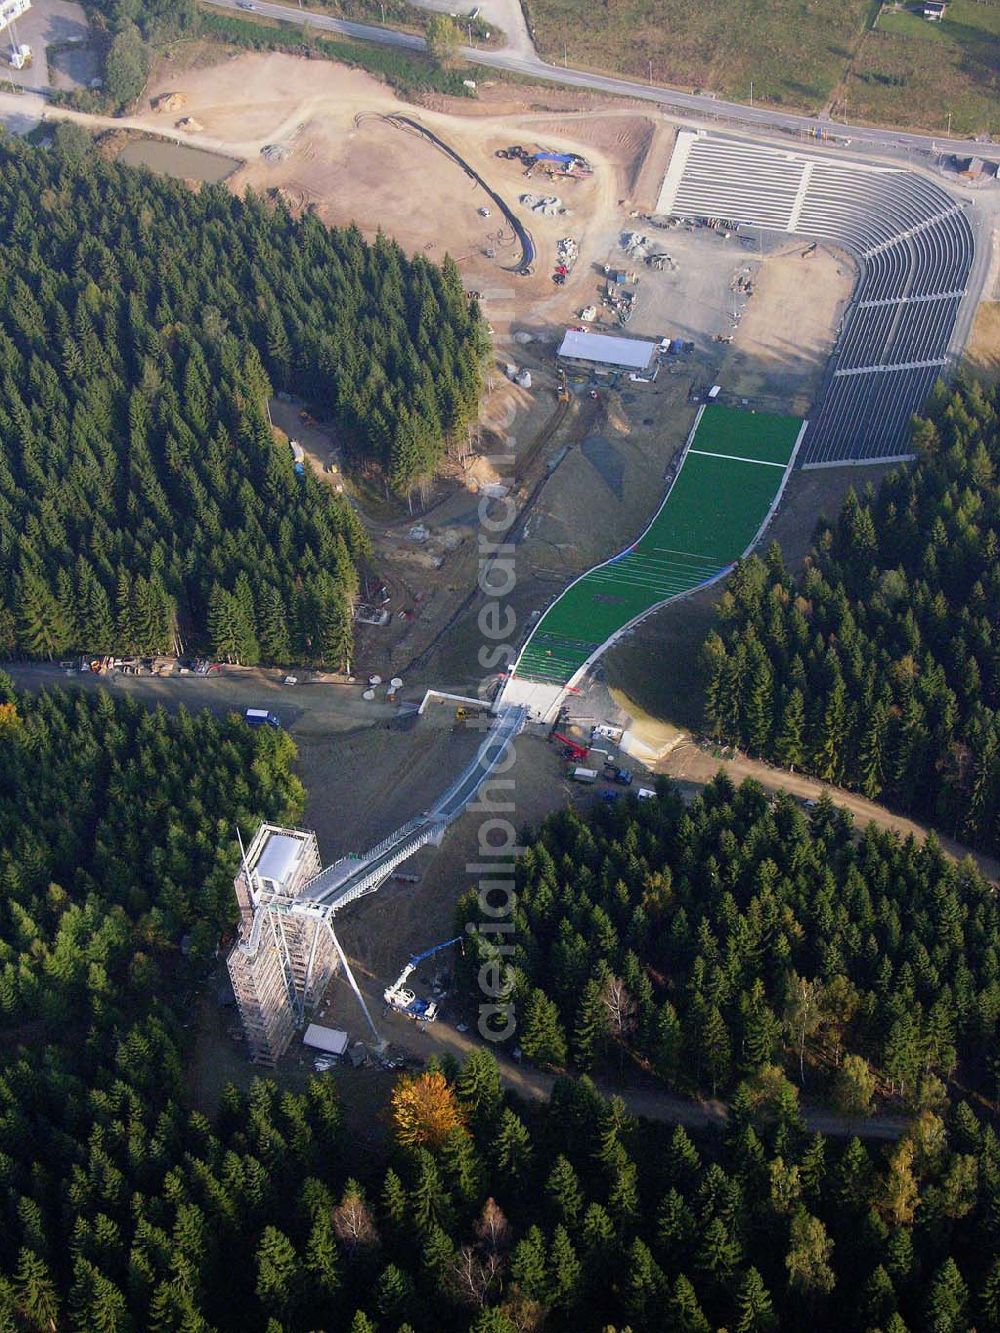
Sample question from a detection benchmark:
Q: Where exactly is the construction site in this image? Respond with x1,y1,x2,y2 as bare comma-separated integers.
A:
88,46,985,1087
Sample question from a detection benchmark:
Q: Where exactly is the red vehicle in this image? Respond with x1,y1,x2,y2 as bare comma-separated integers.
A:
552,731,588,762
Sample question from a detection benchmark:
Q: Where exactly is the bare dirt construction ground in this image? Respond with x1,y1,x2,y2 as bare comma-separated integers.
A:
330,725,571,980
965,302,1000,385
123,51,855,706
721,242,854,414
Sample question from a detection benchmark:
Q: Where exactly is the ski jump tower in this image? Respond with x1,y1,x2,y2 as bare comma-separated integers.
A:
227,825,339,1066
227,704,528,1066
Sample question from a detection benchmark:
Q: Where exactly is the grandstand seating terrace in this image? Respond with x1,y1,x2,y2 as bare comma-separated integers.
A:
657,132,974,465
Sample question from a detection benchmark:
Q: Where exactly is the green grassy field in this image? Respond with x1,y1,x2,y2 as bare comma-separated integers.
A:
515,405,802,686
846,0,1000,135
524,0,998,132
523,0,878,108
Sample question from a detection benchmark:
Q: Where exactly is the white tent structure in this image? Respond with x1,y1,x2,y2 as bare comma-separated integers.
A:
557,329,657,373
303,1025,349,1056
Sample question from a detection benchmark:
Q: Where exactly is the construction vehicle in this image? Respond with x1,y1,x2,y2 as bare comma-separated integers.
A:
552,730,588,762
245,709,281,729
383,937,461,1022
604,762,633,786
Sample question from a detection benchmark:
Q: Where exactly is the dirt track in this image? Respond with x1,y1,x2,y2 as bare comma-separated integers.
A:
314,954,910,1141
661,739,1000,884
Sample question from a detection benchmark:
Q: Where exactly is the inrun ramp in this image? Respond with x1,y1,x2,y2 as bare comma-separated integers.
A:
656,131,975,466
511,406,803,688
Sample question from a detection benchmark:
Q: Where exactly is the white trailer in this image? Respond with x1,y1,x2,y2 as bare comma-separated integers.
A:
303,1025,349,1056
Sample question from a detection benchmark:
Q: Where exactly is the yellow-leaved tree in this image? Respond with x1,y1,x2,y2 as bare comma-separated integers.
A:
391,1070,466,1149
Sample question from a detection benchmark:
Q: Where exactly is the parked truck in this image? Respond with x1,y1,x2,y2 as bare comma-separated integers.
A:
245,709,281,729
604,763,633,786
569,766,598,784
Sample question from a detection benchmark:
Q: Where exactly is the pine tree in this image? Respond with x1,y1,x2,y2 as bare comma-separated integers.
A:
978,1257,1000,1328
734,1265,776,1332
17,569,70,660
255,1226,303,1323
700,1003,732,1095
13,1249,59,1333
548,1225,580,1309
380,1169,408,1233
207,585,239,664
667,1125,703,1190
304,1214,339,1302
231,571,260,666
743,647,775,755
421,1223,455,1278
373,1264,412,1323
545,1155,583,1229
926,1258,968,1332
68,1258,129,1333
455,1048,502,1127
440,1125,482,1204
775,688,805,770
623,1237,667,1326
409,1149,451,1233
860,1264,897,1328
668,1273,712,1333
257,584,291,664
509,1224,548,1301
656,1187,695,1266
492,1108,533,1185
696,1216,741,1286
572,976,606,1071
520,988,568,1067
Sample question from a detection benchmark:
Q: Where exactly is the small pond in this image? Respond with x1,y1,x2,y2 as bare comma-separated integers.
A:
118,139,241,183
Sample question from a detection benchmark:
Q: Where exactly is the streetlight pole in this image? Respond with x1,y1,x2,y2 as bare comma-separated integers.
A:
749,80,753,107
947,110,952,137
379,0,385,21
563,40,567,67
648,58,652,86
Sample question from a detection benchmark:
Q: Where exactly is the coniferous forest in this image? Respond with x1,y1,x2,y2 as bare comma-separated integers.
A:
700,380,1000,854
461,773,1000,1107
2,689,1000,1332
0,133,487,665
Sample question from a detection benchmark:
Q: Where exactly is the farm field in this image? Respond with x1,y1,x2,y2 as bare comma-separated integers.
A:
844,0,1000,135
514,404,803,685
524,0,876,109
525,0,999,133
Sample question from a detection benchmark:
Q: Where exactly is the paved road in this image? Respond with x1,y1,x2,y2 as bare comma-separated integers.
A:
204,0,990,158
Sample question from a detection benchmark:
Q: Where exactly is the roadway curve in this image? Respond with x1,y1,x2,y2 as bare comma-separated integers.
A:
203,0,990,158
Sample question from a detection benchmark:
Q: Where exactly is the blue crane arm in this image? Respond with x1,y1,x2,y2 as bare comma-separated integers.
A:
408,936,462,967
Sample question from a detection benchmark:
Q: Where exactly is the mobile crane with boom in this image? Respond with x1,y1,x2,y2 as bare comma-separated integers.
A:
383,936,462,1023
